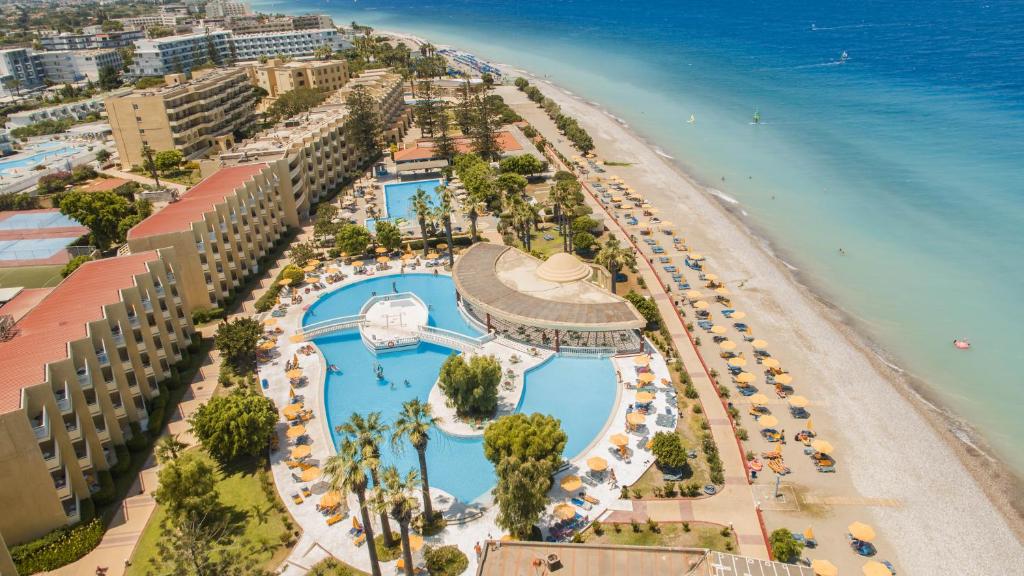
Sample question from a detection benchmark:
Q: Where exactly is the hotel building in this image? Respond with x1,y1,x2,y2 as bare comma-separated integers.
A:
33,48,124,83
105,67,259,168
129,30,234,77
205,0,252,19
230,28,348,62
6,88,131,129
249,58,350,98
39,30,145,51
0,250,194,565
0,48,46,97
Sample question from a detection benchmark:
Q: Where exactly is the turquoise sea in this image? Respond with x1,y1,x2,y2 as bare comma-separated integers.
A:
256,1,1024,473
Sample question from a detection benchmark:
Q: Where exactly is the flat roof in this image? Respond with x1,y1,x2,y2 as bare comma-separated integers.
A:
454,131,522,154
394,147,438,162
452,243,645,331
127,163,266,239
80,178,131,193
0,252,159,412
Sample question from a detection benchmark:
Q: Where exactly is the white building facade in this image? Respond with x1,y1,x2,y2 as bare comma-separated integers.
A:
130,30,234,77
230,29,347,62
34,49,124,83
0,48,46,96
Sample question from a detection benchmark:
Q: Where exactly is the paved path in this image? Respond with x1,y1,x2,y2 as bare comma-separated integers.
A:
99,168,190,192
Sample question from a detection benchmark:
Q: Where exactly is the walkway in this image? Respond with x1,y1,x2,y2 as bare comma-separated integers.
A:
99,168,189,193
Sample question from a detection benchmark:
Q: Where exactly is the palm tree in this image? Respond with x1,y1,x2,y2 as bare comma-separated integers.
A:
381,466,421,576
433,186,456,267
391,399,441,521
410,188,433,257
595,235,636,294
324,440,382,576
337,412,396,548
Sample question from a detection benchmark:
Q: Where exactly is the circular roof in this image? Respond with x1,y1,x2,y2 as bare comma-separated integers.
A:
536,252,591,283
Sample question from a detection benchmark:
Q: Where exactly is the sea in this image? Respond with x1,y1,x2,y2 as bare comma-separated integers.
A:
254,0,1024,474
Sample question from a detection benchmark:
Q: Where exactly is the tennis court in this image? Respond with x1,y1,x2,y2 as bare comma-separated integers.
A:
0,237,81,261
0,212,80,231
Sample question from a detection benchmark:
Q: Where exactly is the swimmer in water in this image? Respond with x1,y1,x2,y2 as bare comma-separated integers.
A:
404,379,410,388
838,248,846,255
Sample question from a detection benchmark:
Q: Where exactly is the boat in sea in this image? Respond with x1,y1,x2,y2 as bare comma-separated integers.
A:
839,50,849,63
688,114,696,124
752,108,761,124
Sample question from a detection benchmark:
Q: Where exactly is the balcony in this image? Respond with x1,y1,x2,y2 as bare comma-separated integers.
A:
64,497,80,522
54,470,71,500
33,410,50,441
95,350,109,365
76,367,90,386
141,299,153,313
56,393,72,414
128,315,140,328
112,331,125,346
77,451,92,469
43,445,61,471
155,284,165,296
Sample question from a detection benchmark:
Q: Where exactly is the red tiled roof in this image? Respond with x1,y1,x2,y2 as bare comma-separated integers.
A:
0,288,54,322
394,147,439,162
0,252,159,412
127,164,267,240
454,131,523,154
80,178,131,193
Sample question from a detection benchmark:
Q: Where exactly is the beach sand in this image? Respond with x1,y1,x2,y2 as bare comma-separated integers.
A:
478,80,1024,573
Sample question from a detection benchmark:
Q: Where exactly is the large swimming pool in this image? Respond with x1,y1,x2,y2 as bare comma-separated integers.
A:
304,274,618,503
366,179,441,232
0,142,82,176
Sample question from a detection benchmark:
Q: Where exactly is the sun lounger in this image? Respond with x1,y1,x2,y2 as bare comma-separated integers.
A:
292,493,304,504
571,497,592,511
652,246,665,253
353,533,366,546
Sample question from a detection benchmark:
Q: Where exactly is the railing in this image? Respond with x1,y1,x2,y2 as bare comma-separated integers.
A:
361,331,419,352
417,325,492,354
492,335,541,356
357,292,426,316
558,346,618,359
299,314,366,340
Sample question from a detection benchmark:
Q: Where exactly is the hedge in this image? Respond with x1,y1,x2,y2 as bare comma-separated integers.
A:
191,306,225,324
126,422,147,452
424,545,469,576
110,444,131,475
11,519,104,574
91,470,116,506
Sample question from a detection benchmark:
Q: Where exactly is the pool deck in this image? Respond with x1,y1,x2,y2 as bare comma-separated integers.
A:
259,259,676,576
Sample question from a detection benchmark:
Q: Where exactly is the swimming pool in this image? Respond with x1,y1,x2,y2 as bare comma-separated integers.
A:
366,179,442,232
306,274,618,503
0,143,82,176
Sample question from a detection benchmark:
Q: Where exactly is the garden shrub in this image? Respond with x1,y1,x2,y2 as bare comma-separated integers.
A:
111,445,131,475
91,470,116,506
126,422,147,452
11,519,104,574
424,545,469,576
190,307,225,324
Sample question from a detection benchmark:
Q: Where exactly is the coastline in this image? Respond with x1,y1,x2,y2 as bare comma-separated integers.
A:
374,28,1023,570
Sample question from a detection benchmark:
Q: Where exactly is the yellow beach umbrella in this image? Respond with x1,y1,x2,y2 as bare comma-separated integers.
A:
426,252,440,259
259,341,276,351
351,260,365,267
611,196,623,202
775,373,793,385
560,475,582,491
811,560,838,576
401,252,415,260
290,445,311,459
408,534,424,552
320,491,342,508
715,287,731,296
437,243,449,250
279,278,293,287
758,415,779,428
752,339,768,350
286,368,304,380
807,418,815,433
727,356,747,368
638,372,656,384
286,425,306,439
282,403,303,420
862,561,891,576
587,456,608,472
375,246,388,254
803,527,815,541
307,259,320,267
710,325,727,335
719,340,737,351
302,264,316,273
735,372,755,384
762,358,781,369
609,434,629,447
688,253,703,260
499,534,516,542
730,311,747,320
635,391,655,403
704,273,718,281
376,256,390,263
788,395,809,408
626,412,646,426
748,393,769,405
300,466,321,482
633,355,650,366
326,267,340,274
553,504,576,520
811,440,834,455
289,334,305,343
694,300,710,310
685,290,703,299
848,521,876,542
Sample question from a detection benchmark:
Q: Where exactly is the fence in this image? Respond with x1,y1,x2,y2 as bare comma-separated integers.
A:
417,325,492,354
299,314,366,340
558,346,618,359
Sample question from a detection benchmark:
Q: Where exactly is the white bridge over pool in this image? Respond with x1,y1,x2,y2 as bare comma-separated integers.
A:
294,292,494,354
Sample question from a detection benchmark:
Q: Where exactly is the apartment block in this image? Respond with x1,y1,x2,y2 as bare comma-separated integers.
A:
225,14,294,35
6,88,131,129
34,49,123,83
40,30,145,51
130,30,234,77
205,0,252,19
249,58,349,98
106,67,258,168
126,163,294,308
337,68,410,144
0,48,45,97
230,28,348,62
0,250,194,555
292,14,335,30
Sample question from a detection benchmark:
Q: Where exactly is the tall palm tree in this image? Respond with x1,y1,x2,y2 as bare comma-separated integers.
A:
595,235,636,294
381,466,421,576
410,188,433,257
465,191,482,242
434,186,456,267
337,412,396,547
324,440,382,576
391,399,441,521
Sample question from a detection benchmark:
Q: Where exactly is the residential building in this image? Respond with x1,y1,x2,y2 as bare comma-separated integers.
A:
106,67,258,168
39,30,145,51
0,250,194,559
129,30,234,77
0,48,46,97
225,14,294,35
5,91,118,128
205,0,252,19
126,163,293,307
34,49,123,83
338,68,409,144
114,15,178,31
249,58,349,98
292,14,335,30
0,129,13,155
230,28,347,62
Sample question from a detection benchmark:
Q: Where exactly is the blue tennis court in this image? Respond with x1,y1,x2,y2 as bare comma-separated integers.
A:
0,212,80,230
0,237,80,260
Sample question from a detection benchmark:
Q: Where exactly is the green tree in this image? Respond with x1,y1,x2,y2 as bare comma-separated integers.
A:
140,144,161,187
469,92,500,160
573,231,595,253
433,102,456,163
60,254,92,278
483,413,566,475
625,290,659,327
153,452,219,519
410,188,433,257
391,399,441,521
381,466,420,576
494,172,528,202
433,186,456,267
438,353,501,416
374,220,402,252
213,317,262,372
336,412,396,548
595,235,635,294
155,434,187,463
280,264,305,286
769,528,805,563
650,432,688,469
265,87,327,123
95,148,111,164
493,456,550,539
514,77,529,90
153,510,261,576
154,149,183,174
314,44,334,60
188,388,277,464
414,79,439,137
289,240,317,266
336,223,372,256
345,85,381,162
97,64,120,90
324,440,382,576
58,189,132,249
499,154,545,176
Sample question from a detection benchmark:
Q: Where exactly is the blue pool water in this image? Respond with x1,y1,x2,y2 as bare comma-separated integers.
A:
366,179,442,232
0,212,80,230
0,143,81,176
305,274,617,503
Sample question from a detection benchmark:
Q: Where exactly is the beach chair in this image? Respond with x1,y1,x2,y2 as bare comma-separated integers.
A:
291,493,304,505
571,497,592,511
326,513,344,526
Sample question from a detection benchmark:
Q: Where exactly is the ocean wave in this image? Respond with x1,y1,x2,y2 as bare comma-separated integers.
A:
708,188,738,204
653,147,674,160
780,259,799,271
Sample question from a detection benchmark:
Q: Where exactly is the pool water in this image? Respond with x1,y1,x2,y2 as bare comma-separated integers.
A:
306,274,618,503
366,178,441,232
0,143,82,176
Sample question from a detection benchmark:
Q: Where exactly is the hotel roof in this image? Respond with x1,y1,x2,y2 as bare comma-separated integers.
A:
127,163,267,239
0,251,160,412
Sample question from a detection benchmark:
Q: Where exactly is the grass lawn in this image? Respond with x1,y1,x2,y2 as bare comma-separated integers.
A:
126,450,294,575
516,225,567,259
582,521,736,552
0,264,64,288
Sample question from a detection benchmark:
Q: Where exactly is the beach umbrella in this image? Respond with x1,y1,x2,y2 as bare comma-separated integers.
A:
638,372,656,384
685,290,703,300
308,259,320,267
862,561,890,576
300,467,322,482
553,504,576,520
748,393,769,405
290,445,311,459
560,475,582,491
437,243,449,250
811,560,838,576
326,267,340,274
811,440,834,455
788,395,809,408
806,418,815,433
803,527,815,541
727,356,747,368
279,278,293,286
401,253,415,260
694,300,710,310
302,264,317,273
376,256,390,263
730,311,747,320
282,403,303,420
286,425,306,439
375,246,388,254
587,456,608,472
408,534,425,552
775,373,793,385
635,391,655,403
688,253,704,261
286,368,303,380
704,273,718,281
633,355,651,366
289,334,305,343
848,521,875,542
735,372,755,384
500,534,516,542
719,340,737,351
752,339,768,350
715,287,731,296
762,358,781,369
758,415,779,428
626,412,646,426
426,252,440,259
320,491,341,509
710,325,727,335
609,434,629,447
259,341,276,351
